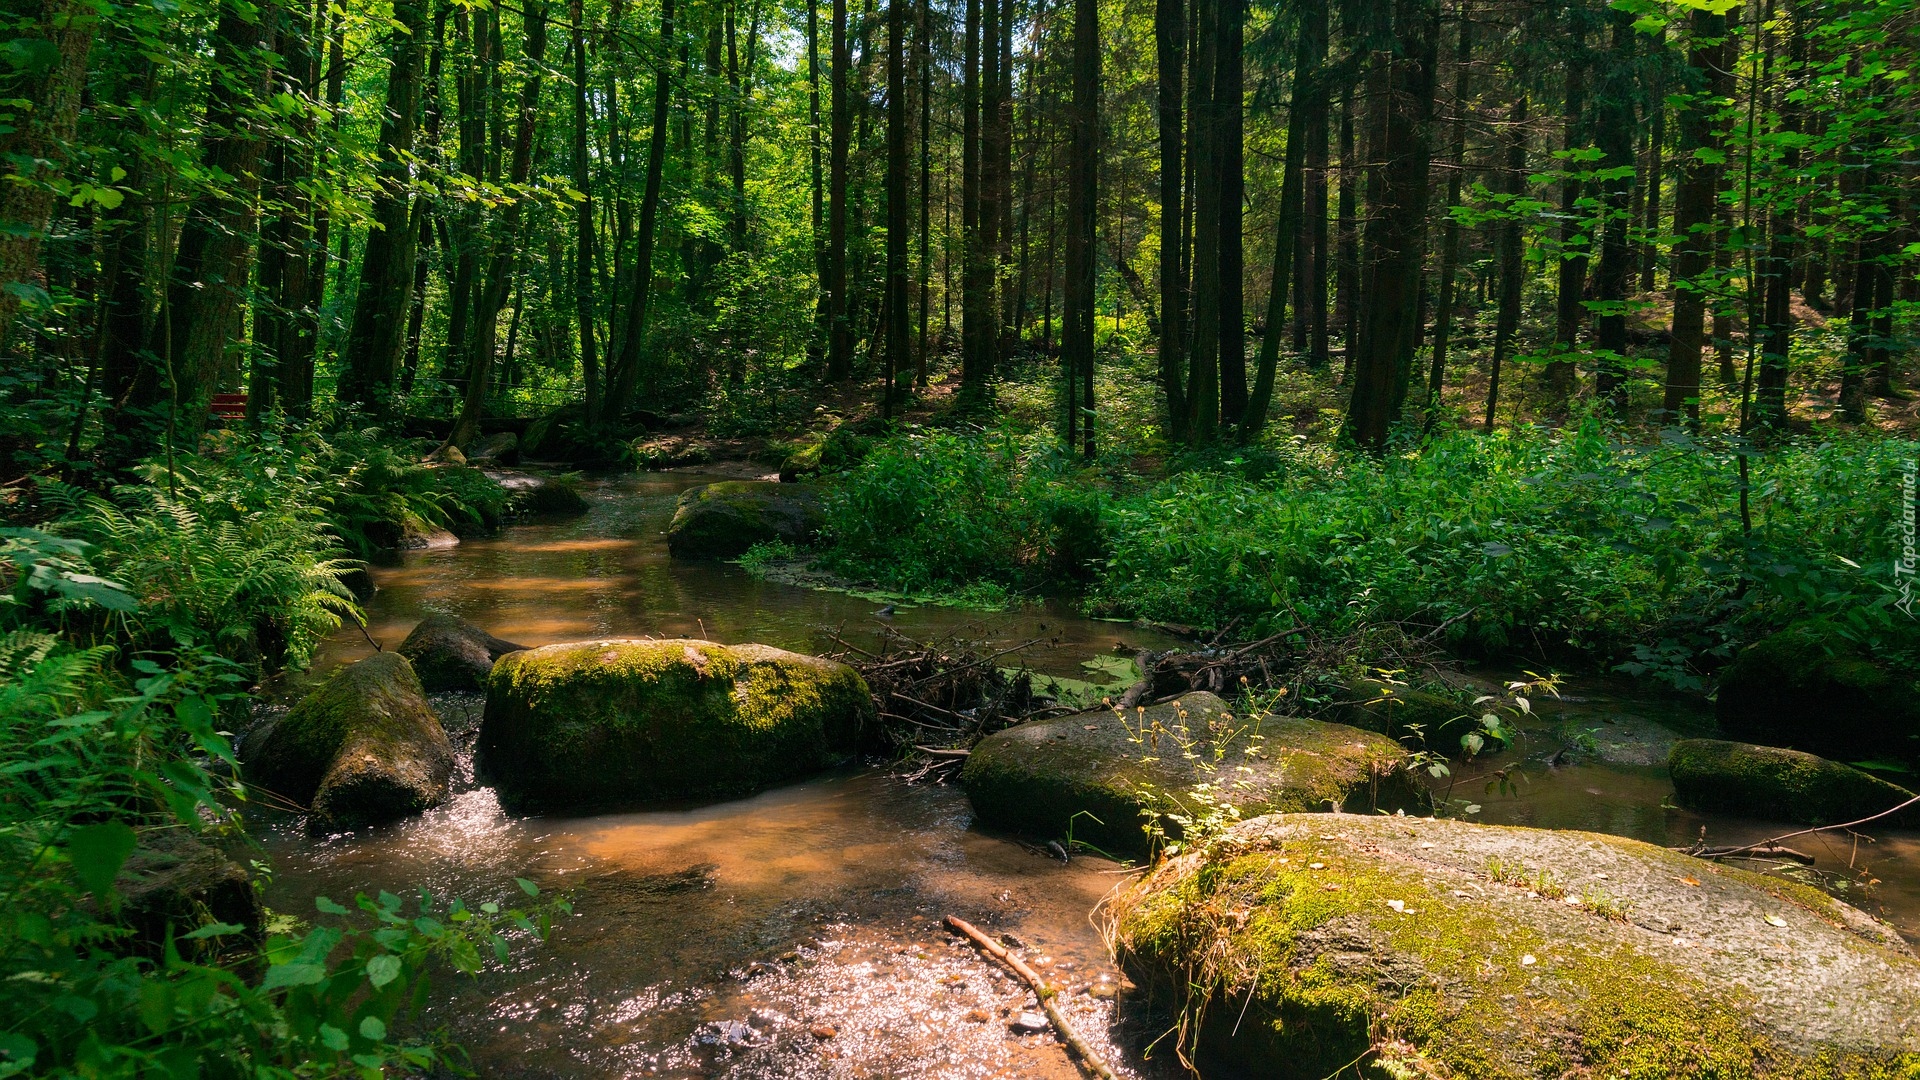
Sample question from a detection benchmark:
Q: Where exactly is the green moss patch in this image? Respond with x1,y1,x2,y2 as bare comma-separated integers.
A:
1670,739,1918,826
665,481,825,560
478,639,875,810
1111,814,1920,1078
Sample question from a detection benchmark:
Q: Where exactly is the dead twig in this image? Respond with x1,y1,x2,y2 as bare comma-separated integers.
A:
944,915,1118,1080
1685,793,1920,862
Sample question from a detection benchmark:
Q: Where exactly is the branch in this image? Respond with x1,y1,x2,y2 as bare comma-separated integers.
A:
944,915,1118,1080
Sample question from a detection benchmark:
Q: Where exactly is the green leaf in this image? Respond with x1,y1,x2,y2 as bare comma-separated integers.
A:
516,877,539,897
67,820,136,905
365,953,402,989
315,896,350,915
358,1016,388,1042
180,920,246,940
260,961,327,990
320,1024,351,1051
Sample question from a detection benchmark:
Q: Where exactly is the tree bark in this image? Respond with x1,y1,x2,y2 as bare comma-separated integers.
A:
1156,0,1187,437
1064,0,1098,455
885,0,909,416
1483,94,1527,430
0,0,97,349
1591,12,1637,415
572,0,602,426
1423,0,1471,421
342,0,430,409
1663,7,1732,425
1543,26,1587,406
606,0,676,415
827,0,854,379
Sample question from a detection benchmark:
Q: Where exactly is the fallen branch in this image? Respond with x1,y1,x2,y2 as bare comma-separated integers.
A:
944,915,1118,1080
1684,843,1815,865
1685,793,1920,862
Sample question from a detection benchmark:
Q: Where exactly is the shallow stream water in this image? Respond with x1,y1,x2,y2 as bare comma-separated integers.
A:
259,469,1920,1078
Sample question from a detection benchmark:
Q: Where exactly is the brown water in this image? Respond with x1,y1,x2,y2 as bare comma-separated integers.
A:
261,469,1919,1079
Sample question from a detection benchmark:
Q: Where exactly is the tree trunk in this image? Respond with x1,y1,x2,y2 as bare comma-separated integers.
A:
1423,0,1471,421
1544,27,1587,406
1215,0,1245,426
153,0,278,426
827,0,854,379
1185,0,1220,440
0,0,97,349
1663,7,1732,425
915,0,931,382
1155,0,1187,435
960,0,988,402
885,0,909,416
572,0,602,426
1064,0,1098,455
1341,0,1438,451
606,0,676,415
342,0,429,409
809,0,828,365
1591,12,1637,415
1754,3,1804,432
1335,86,1358,369
1483,94,1527,430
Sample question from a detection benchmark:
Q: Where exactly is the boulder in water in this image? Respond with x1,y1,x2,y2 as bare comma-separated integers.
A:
1716,622,1920,762
960,692,1410,860
478,639,874,810
1668,738,1916,826
489,468,589,516
244,652,454,828
1112,812,1920,1078
665,481,824,560
397,613,529,692
465,430,520,465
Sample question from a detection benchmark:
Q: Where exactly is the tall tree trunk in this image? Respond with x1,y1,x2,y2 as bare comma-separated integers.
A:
1335,85,1358,368
1215,0,1245,425
450,0,548,448
342,0,428,409
884,0,909,416
1185,0,1220,440
151,0,278,426
809,0,828,365
607,0,676,415
1156,0,1188,436
1483,95,1527,429
1543,26,1587,407
1663,7,1732,425
1639,67,1665,293
0,0,97,349
1304,20,1330,371
1242,0,1321,441
1064,0,1098,455
916,0,931,382
573,0,602,426
959,0,989,402
827,0,854,379
1341,0,1438,451
1590,13,1637,414
1754,3,1803,431
1423,0,1471,420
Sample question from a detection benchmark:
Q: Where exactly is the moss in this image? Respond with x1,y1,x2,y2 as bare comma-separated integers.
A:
1669,739,1918,826
961,692,1410,860
244,653,453,826
1717,622,1920,763
1112,814,1920,1078
665,481,825,560
478,639,876,810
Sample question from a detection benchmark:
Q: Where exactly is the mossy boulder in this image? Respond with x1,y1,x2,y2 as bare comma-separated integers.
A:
665,481,824,560
489,468,589,516
1112,813,1920,1079
117,832,262,962
1669,738,1917,826
464,431,519,465
1328,675,1500,755
243,652,455,828
477,639,875,810
960,692,1410,860
397,614,529,692
1717,623,1920,762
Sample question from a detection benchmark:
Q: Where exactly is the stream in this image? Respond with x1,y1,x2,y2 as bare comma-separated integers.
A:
258,470,1920,1079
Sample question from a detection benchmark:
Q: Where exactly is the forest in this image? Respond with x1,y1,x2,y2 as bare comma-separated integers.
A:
2,0,1919,1070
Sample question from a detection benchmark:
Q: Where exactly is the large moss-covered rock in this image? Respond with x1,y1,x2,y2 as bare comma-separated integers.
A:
488,468,589,516
1669,738,1917,826
665,481,823,560
1717,623,1920,762
117,832,262,961
960,692,1409,860
478,639,874,810
397,614,529,692
244,653,455,828
1112,813,1920,1079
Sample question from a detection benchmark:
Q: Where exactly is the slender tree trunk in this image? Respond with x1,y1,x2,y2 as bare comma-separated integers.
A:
1156,0,1188,436
1215,0,1245,425
1424,0,1471,420
884,0,909,416
827,0,854,378
959,0,989,401
809,0,828,365
1640,69,1665,292
1544,27,1587,406
1185,0,1220,440
572,0,602,426
607,0,676,415
1065,0,1098,455
1754,3,1804,431
1335,86,1358,369
1242,0,1320,440
1305,27,1330,371
1483,94,1527,430
450,0,548,448
915,0,931,382
1591,13,1637,414
1663,7,1731,425
1341,0,1438,451
342,0,427,409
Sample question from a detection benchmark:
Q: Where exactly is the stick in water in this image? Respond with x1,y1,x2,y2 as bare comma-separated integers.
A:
944,915,1119,1080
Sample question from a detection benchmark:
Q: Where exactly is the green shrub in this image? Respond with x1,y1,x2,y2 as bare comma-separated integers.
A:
817,428,1108,597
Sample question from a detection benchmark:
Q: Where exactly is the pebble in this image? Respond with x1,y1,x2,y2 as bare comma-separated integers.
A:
1086,983,1117,999
964,1008,992,1024
810,1024,838,1040
1010,1011,1050,1033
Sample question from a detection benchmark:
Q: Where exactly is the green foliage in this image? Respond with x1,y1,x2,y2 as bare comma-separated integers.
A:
817,428,1108,597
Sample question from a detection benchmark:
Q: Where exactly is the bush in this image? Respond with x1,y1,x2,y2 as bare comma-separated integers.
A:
817,428,1108,597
